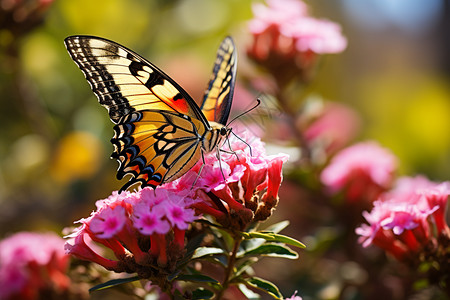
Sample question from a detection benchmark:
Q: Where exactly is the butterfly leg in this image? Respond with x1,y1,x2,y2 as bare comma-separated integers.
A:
230,130,253,157
190,149,207,189
215,146,227,182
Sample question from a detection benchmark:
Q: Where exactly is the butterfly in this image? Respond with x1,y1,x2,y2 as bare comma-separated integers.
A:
64,35,236,191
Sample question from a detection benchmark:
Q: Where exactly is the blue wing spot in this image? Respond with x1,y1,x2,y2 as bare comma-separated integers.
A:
152,173,162,182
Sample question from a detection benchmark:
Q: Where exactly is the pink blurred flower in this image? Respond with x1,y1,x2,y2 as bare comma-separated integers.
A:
321,141,398,203
0,0,55,39
286,290,303,300
65,188,199,275
247,0,347,84
303,102,361,156
0,232,70,300
356,176,450,262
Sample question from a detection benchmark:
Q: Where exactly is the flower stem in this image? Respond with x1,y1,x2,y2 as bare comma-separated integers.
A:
217,234,243,299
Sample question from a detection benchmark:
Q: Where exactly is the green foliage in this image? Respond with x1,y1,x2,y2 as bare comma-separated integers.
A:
89,275,140,292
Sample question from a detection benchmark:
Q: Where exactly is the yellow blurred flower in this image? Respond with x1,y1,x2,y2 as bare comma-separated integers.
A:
50,131,102,183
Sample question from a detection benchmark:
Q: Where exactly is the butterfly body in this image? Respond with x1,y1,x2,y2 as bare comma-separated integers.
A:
65,36,236,191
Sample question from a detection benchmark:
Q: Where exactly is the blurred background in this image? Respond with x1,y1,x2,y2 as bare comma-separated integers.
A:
0,0,449,298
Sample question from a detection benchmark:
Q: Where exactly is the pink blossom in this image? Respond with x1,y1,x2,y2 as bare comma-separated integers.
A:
248,0,308,34
132,203,171,235
65,187,200,276
0,232,70,300
285,290,303,300
356,175,450,261
247,0,347,84
161,201,197,230
89,205,127,238
321,141,398,202
176,128,289,228
282,17,347,54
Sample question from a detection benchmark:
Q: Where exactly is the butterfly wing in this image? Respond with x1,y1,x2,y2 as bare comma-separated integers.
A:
64,35,209,190
201,36,237,125
64,35,208,124
111,110,206,190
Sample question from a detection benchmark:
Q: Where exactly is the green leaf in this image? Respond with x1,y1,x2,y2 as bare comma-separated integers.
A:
240,232,305,249
176,274,220,284
235,258,257,277
192,288,215,299
89,275,140,292
192,247,226,259
238,283,261,300
244,277,283,299
263,220,290,234
240,243,298,259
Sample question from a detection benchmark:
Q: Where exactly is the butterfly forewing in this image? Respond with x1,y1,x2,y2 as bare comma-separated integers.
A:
64,36,208,124
201,36,237,125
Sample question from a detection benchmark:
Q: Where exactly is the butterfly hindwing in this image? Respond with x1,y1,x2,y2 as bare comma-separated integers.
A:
111,110,206,189
201,36,237,125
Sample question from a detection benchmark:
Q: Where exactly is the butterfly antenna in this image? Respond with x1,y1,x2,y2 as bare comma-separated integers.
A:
226,99,261,127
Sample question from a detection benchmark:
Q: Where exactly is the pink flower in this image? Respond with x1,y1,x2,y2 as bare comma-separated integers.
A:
321,141,398,203
282,17,347,54
132,203,171,235
285,290,303,300
356,176,450,262
248,0,308,34
247,0,347,84
169,128,289,229
65,188,199,275
89,205,127,238
0,232,70,300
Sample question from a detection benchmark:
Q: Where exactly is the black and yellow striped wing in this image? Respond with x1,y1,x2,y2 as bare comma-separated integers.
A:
201,36,237,125
65,35,211,190
111,110,207,190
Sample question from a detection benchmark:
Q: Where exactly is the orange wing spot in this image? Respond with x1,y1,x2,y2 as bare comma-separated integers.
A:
124,164,140,174
171,96,189,115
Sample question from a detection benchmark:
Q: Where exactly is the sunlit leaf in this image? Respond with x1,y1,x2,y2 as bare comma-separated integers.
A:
192,247,226,259
89,275,140,292
244,277,283,299
235,258,257,277
239,243,298,259
238,283,261,300
263,220,290,234
240,232,305,249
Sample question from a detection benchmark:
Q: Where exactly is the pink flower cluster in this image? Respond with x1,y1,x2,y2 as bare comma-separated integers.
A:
65,188,198,276
247,0,347,83
66,130,288,273
166,129,289,229
356,176,450,261
0,232,70,300
321,141,398,203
